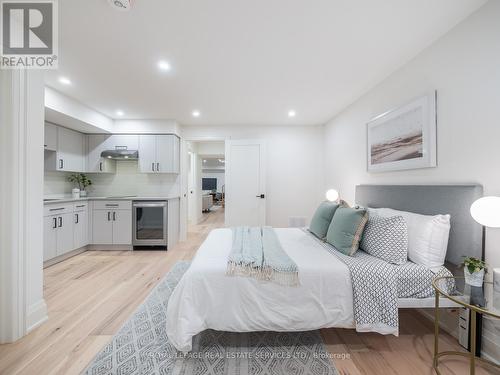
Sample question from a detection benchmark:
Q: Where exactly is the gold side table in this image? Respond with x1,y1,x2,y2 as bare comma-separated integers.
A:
432,276,500,375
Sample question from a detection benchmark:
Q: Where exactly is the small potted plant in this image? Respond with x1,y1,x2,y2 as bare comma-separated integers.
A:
462,257,487,287
68,173,92,197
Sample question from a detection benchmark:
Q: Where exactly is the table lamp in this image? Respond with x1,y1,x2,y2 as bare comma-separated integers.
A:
325,189,339,203
470,196,500,292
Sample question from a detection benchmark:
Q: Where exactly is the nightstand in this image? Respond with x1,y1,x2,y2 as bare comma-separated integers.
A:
432,276,500,375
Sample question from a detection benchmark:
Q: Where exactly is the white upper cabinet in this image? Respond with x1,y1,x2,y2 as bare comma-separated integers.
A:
58,127,85,172
44,123,57,151
45,126,86,172
157,135,180,173
138,135,179,174
87,134,116,173
138,135,157,173
110,134,139,151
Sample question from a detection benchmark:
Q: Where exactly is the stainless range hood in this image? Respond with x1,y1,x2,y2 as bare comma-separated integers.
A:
101,147,139,160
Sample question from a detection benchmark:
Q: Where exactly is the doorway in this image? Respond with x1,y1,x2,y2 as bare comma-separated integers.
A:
186,141,226,226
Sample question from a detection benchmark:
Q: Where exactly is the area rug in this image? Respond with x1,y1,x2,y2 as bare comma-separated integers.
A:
82,261,339,375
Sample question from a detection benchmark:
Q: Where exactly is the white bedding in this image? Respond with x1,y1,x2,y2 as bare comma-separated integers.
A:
166,228,355,352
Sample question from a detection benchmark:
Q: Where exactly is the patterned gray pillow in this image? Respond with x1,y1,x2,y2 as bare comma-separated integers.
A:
361,215,408,265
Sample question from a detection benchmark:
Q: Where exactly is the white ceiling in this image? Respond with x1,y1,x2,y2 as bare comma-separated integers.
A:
45,0,486,126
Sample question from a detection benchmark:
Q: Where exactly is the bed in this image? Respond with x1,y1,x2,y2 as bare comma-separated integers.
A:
166,184,484,352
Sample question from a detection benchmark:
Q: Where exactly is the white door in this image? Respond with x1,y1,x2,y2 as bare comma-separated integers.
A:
43,216,57,261
92,210,113,244
56,213,75,255
74,209,88,249
112,210,132,245
225,140,266,226
138,135,157,173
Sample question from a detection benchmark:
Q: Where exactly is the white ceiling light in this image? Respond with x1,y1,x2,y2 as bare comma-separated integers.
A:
288,110,296,118
157,60,171,72
192,110,201,118
116,110,124,117
58,77,72,85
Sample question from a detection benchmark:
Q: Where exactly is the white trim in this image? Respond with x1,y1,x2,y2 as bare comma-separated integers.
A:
0,69,47,343
27,299,48,332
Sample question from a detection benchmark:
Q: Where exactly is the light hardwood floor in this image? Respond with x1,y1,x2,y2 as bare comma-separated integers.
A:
0,207,496,374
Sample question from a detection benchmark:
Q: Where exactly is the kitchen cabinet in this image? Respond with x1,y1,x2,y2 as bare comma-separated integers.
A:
56,212,75,256
87,134,116,173
45,126,86,172
138,135,179,174
73,203,89,249
43,204,75,261
92,201,132,245
44,123,57,151
43,216,57,261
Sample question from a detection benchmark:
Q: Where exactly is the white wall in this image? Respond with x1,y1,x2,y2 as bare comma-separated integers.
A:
182,125,324,227
197,141,225,156
44,161,180,198
322,1,499,359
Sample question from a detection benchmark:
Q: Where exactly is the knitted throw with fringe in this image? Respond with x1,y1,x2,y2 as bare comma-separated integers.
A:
226,227,299,287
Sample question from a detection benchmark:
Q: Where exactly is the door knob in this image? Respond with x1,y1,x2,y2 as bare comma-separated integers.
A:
256,194,265,199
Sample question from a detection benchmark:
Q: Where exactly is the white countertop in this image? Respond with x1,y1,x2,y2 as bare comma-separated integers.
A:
43,195,180,205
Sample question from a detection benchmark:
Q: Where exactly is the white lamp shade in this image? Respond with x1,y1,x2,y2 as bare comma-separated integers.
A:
325,189,339,202
470,196,500,228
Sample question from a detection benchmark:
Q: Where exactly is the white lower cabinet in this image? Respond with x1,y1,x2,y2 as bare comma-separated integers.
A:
43,203,89,262
43,209,75,262
92,201,132,245
74,204,89,249
43,215,58,261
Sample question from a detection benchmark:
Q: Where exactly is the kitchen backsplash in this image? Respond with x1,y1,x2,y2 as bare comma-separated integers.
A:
44,161,180,197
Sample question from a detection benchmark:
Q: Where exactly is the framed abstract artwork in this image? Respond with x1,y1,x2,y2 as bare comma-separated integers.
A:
367,92,437,173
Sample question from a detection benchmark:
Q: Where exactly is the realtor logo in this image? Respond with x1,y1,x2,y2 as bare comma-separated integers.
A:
1,0,58,69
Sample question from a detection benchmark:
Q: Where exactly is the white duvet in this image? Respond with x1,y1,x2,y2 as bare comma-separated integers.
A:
166,228,355,352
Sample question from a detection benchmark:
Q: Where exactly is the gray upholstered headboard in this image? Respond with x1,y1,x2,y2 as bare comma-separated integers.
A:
355,185,484,274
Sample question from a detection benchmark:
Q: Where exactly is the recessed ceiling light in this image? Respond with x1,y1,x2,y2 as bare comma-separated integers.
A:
192,110,201,118
58,77,72,85
116,110,124,117
157,60,171,71
288,110,296,118
203,159,207,163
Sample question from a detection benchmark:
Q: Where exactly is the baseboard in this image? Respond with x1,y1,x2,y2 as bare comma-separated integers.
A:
43,246,88,268
88,244,133,251
26,299,47,332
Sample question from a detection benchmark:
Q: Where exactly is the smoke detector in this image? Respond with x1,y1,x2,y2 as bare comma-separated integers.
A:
108,0,132,11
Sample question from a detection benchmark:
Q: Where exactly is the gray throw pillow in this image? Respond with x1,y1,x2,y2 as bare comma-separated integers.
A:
326,207,368,256
361,215,408,265
309,201,340,239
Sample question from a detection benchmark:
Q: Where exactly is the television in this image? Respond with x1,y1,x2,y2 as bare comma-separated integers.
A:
202,178,217,191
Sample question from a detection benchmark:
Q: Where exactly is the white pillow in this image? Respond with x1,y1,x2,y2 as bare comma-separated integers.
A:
368,207,450,271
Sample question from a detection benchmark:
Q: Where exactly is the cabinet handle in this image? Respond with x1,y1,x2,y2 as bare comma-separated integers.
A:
58,217,63,227
76,205,85,208
52,217,57,229
75,213,79,224
49,207,65,211
99,162,103,172
105,204,119,207
113,212,116,221
59,159,64,169
107,212,111,221
152,162,155,172
156,162,160,172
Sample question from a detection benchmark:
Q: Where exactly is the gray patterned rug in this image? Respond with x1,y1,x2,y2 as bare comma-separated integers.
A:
82,261,339,375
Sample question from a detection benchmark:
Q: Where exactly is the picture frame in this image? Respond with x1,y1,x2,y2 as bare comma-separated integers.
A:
367,92,437,173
